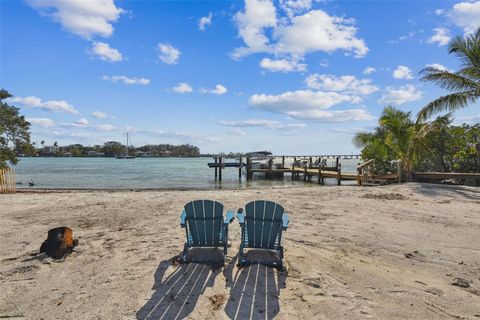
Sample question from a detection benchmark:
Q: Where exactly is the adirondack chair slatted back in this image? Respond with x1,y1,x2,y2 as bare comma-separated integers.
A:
184,200,224,246
245,200,284,249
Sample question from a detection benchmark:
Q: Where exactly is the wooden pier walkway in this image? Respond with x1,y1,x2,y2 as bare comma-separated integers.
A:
209,155,400,186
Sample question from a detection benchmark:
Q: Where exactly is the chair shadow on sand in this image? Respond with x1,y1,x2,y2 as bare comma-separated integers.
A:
136,248,223,320
224,250,288,320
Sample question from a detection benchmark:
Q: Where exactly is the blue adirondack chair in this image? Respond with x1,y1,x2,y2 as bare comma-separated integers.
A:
180,200,234,263
236,200,289,269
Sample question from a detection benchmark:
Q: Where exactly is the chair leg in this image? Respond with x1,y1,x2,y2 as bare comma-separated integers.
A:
237,244,245,267
224,227,228,255
181,244,189,263
277,246,285,271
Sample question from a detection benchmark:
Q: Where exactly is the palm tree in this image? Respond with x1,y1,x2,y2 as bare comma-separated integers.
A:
417,28,480,122
354,106,443,180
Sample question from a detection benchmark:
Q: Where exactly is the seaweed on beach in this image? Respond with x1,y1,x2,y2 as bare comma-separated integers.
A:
362,193,408,200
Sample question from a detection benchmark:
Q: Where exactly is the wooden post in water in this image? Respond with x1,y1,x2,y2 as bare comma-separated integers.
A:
335,157,340,171
337,163,342,185
282,156,285,169
239,156,242,180
218,157,223,181
318,167,323,185
357,166,362,186
304,166,307,181
246,156,251,181
309,157,312,168
214,157,218,179
292,157,296,180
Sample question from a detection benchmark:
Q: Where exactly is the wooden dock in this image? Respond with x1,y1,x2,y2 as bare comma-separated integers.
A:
209,155,400,186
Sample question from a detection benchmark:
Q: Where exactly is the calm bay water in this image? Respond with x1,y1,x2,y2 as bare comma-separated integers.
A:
13,157,360,189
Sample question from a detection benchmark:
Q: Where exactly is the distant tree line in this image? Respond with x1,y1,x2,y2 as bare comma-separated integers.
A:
18,141,201,158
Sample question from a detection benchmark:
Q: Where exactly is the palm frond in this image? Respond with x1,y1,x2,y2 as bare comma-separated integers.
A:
449,29,480,68
420,67,478,91
458,63,480,80
416,91,478,122
352,132,374,148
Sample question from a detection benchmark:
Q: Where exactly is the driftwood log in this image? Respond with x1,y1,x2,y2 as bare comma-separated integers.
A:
40,227,78,259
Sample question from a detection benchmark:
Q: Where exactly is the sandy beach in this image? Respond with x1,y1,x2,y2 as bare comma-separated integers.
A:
1,183,479,319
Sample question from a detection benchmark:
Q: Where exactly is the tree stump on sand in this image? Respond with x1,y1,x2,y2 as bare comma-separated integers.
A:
40,227,78,259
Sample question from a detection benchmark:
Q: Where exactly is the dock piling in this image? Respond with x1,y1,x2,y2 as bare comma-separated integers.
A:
337,163,342,185
218,157,222,181
239,156,242,180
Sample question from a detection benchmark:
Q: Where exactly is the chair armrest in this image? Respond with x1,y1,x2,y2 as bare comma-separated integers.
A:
236,212,245,225
224,210,235,224
180,210,186,227
282,213,289,230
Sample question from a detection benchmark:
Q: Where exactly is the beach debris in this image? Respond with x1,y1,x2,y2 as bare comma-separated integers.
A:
404,250,425,261
362,193,408,200
451,277,470,288
28,179,34,187
39,227,78,259
208,294,226,310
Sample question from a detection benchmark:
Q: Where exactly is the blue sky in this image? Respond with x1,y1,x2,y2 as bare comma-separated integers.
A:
1,0,479,154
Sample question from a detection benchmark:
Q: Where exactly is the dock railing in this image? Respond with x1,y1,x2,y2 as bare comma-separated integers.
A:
0,167,16,194
357,159,375,186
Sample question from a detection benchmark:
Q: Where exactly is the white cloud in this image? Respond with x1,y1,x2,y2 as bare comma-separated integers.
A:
388,30,417,44
232,0,277,59
281,108,375,122
95,124,116,131
62,119,116,131
225,129,246,136
450,1,480,34
259,57,306,72
8,96,79,114
378,85,423,105
363,67,376,75
319,59,329,67
199,12,213,31
26,117,55,127
455,114,480,125
220,118,306,129
157,43,181,64
427,28,451,46
202,84,228,95
393,65,414,80
75,118,89,126
232,2,368,60
102,75,150,85
247,89,373,121
274,10,368,58
250,90,359,111
88,42,123,62
26,0,124,39
426,63,448,71
91,111,113,119
170,82,193,94
280,0,312,18
305,74,379,95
